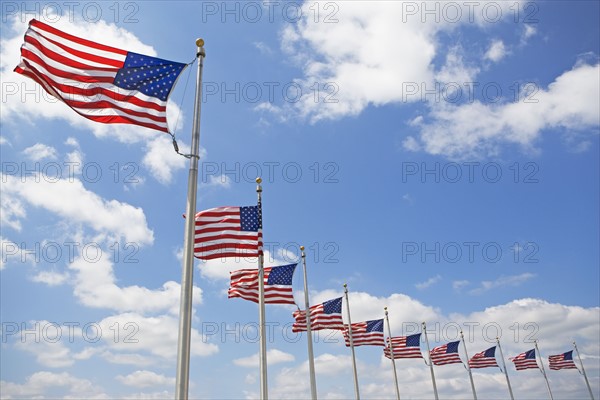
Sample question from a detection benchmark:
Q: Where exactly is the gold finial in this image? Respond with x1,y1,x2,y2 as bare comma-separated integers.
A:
384,306,388,311
196,38,205,47
256,177,262,184
343,283,347,288
300,245,305,251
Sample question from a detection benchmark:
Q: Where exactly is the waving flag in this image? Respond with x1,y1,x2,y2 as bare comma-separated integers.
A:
292,297,344,332
469,346,499,369
430,341,462,365
549,350,577,370
194,206,262,260
228,264,297,304
14,19,186,133
511,349,538,370
384,333,423,359
343,319,385,347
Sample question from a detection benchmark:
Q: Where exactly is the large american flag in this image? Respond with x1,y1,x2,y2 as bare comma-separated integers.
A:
194,206,262,260
228,264,297,304
430,341,463,366
14,19,186,133
384,333,423,359
548,350,578,370
343,319,385,347
511,349,539,370
292,297,344,332
469,346,499,369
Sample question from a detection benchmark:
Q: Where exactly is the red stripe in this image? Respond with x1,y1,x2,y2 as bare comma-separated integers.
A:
27,27,124,68
30,19,128,56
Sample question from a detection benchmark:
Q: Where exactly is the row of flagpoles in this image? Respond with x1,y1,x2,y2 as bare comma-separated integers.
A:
11,20,596,399
190,184,596,400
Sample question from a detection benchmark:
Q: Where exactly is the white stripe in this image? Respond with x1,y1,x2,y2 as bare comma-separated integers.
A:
29,23,127,65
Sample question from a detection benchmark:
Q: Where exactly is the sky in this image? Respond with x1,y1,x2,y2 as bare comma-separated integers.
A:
0,0,599,399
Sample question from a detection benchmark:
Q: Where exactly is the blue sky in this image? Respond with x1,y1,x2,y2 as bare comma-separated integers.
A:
1,1,599,398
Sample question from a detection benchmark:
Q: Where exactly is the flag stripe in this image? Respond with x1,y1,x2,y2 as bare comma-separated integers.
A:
549,351,577,370
511,349,539,370
469,346,499,369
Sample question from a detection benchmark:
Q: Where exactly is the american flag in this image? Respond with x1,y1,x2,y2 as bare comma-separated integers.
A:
14,19,185,133
292,297,344,332
548,350,578,370
194,206,262,260
384,333,423,359
228,264,297,304
511,349,539,370
469,346,499,369
343,319,385,347
430,341,463,366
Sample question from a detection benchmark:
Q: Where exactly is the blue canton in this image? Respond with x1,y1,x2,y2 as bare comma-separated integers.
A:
366,319,384,332
323,297,342,314
447,341,460,353
240,206,260,231
267,264,297,285
406,333,421,346
113,52,186,101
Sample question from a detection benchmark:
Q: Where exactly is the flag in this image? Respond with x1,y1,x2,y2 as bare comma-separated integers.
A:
228,264,297,304
14,19,186,133
343,319,385,347
511,349,539,370
384,333,423,359
292,297,344,332
194,206,262,260
430,341,462,366
469,346,499,369
548,350,578,370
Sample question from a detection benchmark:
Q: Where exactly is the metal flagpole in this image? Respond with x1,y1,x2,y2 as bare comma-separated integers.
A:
496,338,515,400
460,330,477,400
256,177,268,400
344,284,360,400
535,340,554,400
422,322,439,400
573,341,595,400
175,38,205,400
384,307,401,400
300,246,317,400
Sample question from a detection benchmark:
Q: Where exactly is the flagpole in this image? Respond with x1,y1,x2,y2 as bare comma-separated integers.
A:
384,307,401,400
573,341,595,400
256,177,268,400
422,322,439,400
344,284,360,400
300,246,317,400
496,338,515,400
535,340,554,400
460,330,477,400
175,38,205,400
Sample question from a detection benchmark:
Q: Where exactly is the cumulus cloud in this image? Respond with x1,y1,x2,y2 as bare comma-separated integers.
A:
233,349,295,367
405,62,600,158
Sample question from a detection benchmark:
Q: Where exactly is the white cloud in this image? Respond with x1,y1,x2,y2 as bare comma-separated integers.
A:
406,62,600,158
452,280,470,292
69,252,200,315
1,173,154,245
415,274,442,290
233,349,295,367
0,236,32,269
22,143,58,161
0,371,102,398
31,270,70,286
116,370,175,388
521,24,537,45
278,1,524,122
469,273,536,295
484,40,507,63
141,135,199,185
198,249,294,281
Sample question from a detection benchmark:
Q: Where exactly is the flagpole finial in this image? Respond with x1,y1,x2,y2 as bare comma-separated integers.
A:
343,283,347,288
300,245,305,251
256,177,262,184
196,38,205,47
384,306,387,311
